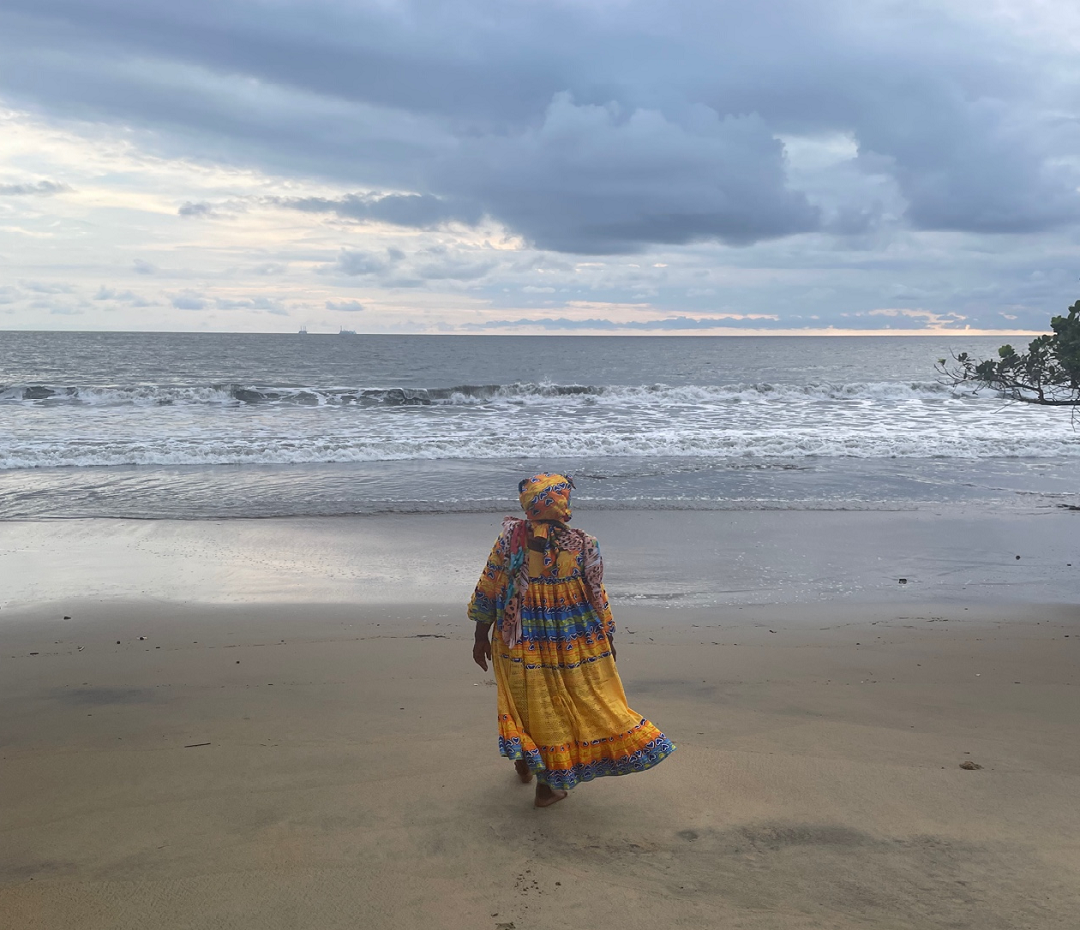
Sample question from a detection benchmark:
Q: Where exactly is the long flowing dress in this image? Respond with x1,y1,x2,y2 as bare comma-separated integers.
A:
468,520,674,790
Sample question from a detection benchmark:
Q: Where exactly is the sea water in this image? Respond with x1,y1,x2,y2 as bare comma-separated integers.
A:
2,331,1078,519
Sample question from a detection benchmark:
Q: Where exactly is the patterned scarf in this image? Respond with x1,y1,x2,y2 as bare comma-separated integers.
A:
517,473,574,543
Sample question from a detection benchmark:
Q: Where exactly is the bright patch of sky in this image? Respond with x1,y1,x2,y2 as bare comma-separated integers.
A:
0,0,1078,333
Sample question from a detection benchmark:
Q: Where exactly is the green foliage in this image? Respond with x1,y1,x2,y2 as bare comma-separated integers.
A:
938,300,1080,405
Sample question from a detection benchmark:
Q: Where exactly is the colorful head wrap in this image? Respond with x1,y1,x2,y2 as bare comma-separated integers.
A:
518,473,574,543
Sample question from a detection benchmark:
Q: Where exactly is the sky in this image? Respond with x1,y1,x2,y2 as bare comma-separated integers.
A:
0,0,1078,334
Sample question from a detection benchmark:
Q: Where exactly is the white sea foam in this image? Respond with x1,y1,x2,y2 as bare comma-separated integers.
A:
3,423,1078,469
4,375,1077,471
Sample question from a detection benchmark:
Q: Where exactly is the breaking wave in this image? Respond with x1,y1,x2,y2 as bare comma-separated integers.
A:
5,377,1076,471
0,379,970,408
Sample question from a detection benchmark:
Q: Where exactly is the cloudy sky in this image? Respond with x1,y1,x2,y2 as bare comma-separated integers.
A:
1,0,1078,334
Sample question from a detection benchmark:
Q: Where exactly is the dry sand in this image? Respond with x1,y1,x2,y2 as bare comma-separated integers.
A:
2,514,1080,928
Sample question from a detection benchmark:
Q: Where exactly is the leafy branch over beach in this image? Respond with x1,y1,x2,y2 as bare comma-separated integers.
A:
938,300,1080,405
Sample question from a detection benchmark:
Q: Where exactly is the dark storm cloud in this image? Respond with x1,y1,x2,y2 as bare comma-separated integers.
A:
434,96,819,253
2,0,1078,252
261,103,819,251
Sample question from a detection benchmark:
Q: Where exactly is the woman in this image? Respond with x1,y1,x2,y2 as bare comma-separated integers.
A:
468,473,674,807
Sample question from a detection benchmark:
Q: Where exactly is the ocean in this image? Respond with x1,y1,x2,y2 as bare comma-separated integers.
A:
2,331,1078,520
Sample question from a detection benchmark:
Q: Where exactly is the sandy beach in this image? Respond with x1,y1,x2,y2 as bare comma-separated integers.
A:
3,512,1080,928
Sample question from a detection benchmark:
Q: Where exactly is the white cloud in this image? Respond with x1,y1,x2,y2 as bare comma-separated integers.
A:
0,179,70,195
326,299,365,312
95,286,156,307
171,290,207,310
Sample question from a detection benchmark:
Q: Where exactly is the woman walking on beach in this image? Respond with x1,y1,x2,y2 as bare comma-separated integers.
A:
469,474,674,807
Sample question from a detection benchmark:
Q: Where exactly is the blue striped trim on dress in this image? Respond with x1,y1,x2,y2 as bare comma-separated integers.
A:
498,735,675,791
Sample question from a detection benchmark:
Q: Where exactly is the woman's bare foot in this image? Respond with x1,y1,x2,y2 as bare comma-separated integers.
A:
534,783,568,808
514,759,533,783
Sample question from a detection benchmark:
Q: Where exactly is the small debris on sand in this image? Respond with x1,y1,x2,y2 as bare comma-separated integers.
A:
959,761,983,770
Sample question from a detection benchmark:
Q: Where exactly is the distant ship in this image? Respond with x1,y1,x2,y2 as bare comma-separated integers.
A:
298,325,308,334
339,326,357,336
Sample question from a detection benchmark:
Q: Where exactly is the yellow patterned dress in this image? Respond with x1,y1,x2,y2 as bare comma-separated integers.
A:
468,518,674,790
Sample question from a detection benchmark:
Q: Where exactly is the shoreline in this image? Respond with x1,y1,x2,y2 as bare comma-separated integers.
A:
2,509,1078,609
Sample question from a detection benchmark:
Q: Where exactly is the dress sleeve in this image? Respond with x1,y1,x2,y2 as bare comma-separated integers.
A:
467,535,507,627
583,536,615,635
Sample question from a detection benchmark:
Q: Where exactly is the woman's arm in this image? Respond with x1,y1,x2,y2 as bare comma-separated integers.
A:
468,536,507,670
472,621,492,671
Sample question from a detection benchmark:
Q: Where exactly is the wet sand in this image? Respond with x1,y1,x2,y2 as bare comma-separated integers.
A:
2,513,1080,928
3,508,1079,607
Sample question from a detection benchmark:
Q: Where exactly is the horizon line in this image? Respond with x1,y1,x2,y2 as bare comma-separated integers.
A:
0,327,1050,338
